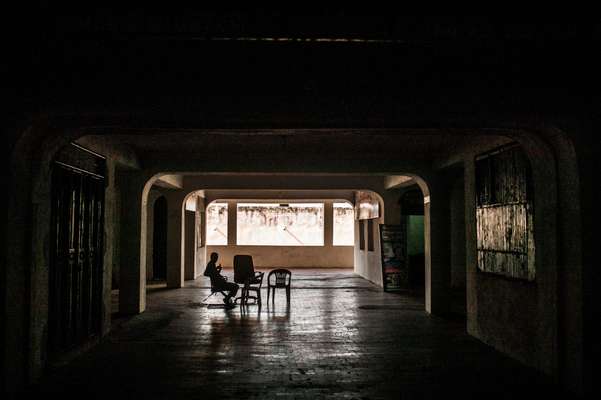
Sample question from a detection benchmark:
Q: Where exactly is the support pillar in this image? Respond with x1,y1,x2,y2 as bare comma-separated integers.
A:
227,200,237,247
118,171,147,314
324,200,333,246
424,177,451,315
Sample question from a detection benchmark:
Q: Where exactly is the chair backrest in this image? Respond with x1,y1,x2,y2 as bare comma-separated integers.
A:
233,255,255,284
268,268,291,287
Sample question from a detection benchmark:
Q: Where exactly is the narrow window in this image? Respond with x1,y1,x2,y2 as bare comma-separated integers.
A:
206,202,228,245
333,202,354,246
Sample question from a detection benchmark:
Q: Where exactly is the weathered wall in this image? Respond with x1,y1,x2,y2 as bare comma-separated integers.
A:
206,245,353,269
18,134,141,388
353,191,400,287
354,219,384,286
463,134,559,378
550,122,594,395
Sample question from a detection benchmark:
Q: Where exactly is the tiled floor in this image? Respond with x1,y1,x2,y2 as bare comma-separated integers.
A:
32,269,559,399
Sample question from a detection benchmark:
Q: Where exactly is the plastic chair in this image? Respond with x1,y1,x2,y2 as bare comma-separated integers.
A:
267,269,291,303
233,255,264,305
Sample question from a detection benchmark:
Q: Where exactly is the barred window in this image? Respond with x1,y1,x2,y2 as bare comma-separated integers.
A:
475,144,535,281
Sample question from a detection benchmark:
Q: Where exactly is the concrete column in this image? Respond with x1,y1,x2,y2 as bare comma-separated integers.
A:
424,178,451,315
227,200,237,246
324,200,333,246
194,196,206,278
118,171,147,314
184,209,195,280
165,191,187,288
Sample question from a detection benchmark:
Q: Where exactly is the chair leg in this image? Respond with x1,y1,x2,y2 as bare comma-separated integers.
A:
244,282,252,305
238,288,244,305
286,287,290,303
201,292,215,303
267,286,270,303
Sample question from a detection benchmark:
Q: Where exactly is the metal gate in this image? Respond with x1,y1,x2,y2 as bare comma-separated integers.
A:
49,144,105,357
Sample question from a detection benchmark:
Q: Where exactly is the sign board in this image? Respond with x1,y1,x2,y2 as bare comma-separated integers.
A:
380,223,408,291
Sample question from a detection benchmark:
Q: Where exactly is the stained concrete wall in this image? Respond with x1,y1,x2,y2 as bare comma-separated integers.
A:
15,135,141,389
206,245,353,269
353,219,383,286
353,191,401,287
462,136,559,378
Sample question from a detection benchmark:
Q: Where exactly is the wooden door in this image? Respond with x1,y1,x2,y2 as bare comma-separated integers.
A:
49,144,105,357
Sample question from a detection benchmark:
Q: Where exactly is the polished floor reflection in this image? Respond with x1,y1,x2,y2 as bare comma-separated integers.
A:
31,269,559,399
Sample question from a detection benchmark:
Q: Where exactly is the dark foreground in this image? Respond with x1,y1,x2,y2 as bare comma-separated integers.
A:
27,269,560,399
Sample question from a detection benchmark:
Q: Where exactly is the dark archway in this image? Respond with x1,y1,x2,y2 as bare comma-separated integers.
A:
152,196,168,281
399,187,425,291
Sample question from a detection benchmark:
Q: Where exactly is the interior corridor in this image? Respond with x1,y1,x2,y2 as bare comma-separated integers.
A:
30,270,559,399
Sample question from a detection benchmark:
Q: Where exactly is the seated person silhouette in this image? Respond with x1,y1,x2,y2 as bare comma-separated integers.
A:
204,252,239,305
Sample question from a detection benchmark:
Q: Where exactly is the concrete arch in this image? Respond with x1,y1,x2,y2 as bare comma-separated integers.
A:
501,126,584,392
173,177,438,309
3,121,587,395
457,127,583,389
536,126,584,393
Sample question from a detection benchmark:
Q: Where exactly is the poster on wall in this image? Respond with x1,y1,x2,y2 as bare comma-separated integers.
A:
380,223,408,291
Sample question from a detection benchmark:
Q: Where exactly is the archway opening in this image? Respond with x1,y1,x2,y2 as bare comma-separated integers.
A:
400,187,426,293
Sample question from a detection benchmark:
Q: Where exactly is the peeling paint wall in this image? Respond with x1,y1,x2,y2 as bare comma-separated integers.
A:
465,138,558,378
475,145,535,280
